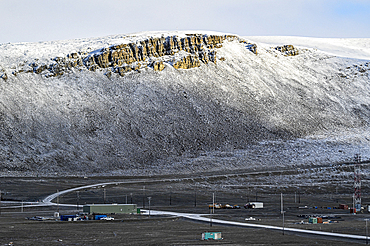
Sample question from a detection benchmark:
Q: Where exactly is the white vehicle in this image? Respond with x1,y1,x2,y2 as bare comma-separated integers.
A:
100,217,114,220
244,202,263,209
245,217,256,221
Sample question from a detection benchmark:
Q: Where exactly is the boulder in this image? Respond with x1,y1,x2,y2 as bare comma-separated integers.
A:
275,45,299,56
0,72,7,81
152,61,165,71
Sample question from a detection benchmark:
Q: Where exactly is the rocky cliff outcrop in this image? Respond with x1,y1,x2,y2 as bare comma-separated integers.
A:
9,34,257,79
0,66,7,81
275,45,299,56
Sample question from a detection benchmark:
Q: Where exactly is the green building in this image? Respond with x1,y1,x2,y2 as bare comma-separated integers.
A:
83,204,139,214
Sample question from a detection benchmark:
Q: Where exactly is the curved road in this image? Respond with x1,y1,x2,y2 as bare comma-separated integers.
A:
27,180,370,242
2,174,369,243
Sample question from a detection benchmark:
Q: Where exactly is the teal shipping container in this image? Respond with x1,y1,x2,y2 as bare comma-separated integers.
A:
202,232,222,240
309,217,317,224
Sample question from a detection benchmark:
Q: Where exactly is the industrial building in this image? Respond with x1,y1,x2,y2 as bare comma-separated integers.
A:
83,204,139,214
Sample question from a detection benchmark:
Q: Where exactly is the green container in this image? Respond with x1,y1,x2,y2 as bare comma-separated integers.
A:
137,208,141,214
309,217,317,224
202,232,222,240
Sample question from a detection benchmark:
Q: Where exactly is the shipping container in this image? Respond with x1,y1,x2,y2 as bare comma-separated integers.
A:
339,204,348,210
202,232,222,240
309,217,317,224
94,215,107,220
60,215,78,221
317,217,323,223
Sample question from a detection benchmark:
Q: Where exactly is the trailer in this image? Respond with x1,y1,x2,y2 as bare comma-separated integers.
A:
94,214,107,220
244,202,263,209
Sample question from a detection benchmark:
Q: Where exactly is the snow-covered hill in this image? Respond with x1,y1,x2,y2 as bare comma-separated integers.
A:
0,31,370,176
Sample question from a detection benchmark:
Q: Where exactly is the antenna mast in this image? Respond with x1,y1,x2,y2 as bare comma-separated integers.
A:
354,154,361,211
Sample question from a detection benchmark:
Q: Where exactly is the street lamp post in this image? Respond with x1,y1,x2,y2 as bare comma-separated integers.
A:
142,186,145,208
103,188,106,204
194,189,197,207
76,191,80,209
147,197,152,217
57,189,59,212
365,219,369,245
213,193,215,215
282,210,286,235
281,193,285,235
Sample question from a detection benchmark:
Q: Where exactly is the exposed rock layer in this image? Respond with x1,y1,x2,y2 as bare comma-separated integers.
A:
10,34,257,79
275,45,299,56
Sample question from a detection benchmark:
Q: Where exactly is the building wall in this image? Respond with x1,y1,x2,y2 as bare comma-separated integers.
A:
83,204,138,214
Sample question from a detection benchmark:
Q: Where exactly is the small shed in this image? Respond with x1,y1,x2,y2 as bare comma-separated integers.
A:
202,232,222,240
83,204,138,214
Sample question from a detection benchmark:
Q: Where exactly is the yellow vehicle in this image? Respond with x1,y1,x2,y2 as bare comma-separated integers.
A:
209,203,223,209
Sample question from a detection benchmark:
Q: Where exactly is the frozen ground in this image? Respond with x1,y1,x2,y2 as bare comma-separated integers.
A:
0,31,370,176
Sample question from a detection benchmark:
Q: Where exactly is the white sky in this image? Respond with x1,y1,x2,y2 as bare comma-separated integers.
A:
0,0,370,44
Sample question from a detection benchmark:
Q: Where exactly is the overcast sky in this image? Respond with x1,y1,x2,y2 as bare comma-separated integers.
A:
1,0,369,44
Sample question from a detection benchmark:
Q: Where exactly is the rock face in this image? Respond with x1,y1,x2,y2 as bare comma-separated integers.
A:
1,32,324,177
10,34,257,78
0,66,7,81
275,45,299,56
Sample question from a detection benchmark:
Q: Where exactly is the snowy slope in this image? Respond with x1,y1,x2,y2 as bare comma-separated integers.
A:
0,32,370,176
245,36,370,60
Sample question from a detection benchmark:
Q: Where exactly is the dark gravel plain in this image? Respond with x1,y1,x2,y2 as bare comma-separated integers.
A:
1,166,370,245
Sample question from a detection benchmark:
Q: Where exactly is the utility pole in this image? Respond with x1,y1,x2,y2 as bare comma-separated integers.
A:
169,191,172,206
103,188,106,204
281,193,285,235
57,189,59,212
295,192,296,204
212,193,215,215
147,197,151,217
194,188,197,207
366,219,369,245
76,191,80,209
142,186,145,208
209,204,212,227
